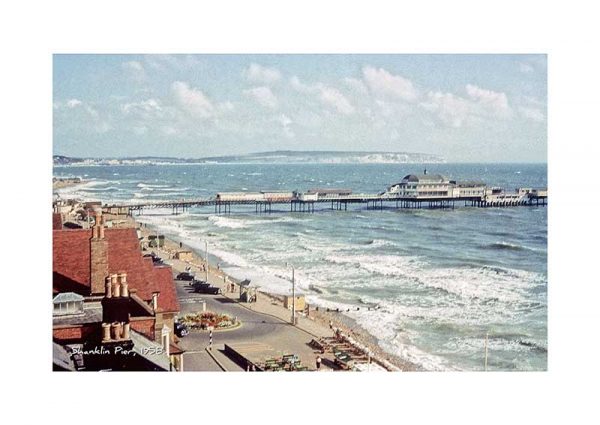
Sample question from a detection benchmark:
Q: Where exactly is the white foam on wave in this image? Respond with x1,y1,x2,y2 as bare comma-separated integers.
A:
322,253,543,304
136,183,171,188
55,179,125,204
208,215,251,229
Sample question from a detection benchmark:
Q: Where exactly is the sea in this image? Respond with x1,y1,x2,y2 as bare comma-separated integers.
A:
54,162,547,371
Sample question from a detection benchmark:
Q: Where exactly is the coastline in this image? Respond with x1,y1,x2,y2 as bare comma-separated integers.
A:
111,212,421,371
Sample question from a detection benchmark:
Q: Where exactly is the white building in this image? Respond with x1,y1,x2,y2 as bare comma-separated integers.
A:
386,173,451,198
450,181,487,198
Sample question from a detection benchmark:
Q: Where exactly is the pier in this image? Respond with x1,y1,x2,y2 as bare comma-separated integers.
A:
101,172,547,216
104,192,547,216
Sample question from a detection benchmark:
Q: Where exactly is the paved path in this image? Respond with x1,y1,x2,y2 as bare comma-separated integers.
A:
181,349,225,372
174,279,330,371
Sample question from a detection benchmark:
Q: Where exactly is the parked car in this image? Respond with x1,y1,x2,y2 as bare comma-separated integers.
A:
192,281,211,292
174,322,189,337
176,271,195,281
192,281,222,295
143,252,164,265
205,287,222,295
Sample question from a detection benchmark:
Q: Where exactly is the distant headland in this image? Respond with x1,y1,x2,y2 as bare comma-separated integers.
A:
53,150,446,166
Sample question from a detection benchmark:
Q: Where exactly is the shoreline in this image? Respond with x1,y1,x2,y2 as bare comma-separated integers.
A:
114,212,421,371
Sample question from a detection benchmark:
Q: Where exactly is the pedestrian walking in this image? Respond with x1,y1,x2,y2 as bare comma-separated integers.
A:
316,356,322,371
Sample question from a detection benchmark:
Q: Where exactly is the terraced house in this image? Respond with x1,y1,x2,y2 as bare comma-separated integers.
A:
52,210,184,371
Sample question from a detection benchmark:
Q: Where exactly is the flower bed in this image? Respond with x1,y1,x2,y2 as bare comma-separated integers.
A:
180,311,239,330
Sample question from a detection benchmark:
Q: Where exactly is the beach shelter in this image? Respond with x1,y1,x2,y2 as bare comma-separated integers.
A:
239,279,257,303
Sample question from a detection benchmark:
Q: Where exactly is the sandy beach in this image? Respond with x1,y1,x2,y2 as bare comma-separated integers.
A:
104,211,420,371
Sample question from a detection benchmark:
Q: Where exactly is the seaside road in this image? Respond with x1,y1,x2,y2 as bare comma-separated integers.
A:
175,280,329,371
180,350,225,372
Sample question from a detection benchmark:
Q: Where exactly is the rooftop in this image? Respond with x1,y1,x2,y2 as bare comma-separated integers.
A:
53,227,179,313
400,174,448,183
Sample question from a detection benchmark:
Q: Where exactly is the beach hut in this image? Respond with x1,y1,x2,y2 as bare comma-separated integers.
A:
239,279,257,303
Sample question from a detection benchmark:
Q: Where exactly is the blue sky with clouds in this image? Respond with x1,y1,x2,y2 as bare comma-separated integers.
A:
53,54,546,162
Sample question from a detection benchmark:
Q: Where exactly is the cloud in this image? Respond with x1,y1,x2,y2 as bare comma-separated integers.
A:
144,55,203,74
244,63,281,84
518,62,535,74
243,86,278,108
66,99,83,108
290,76,315,93
289,76,354,114
276,114,295,138
518,106,545,122
362,66,419,102
162,126,179,135
133,126,148,135
122,61,147,82
420,85,512,128
343,77,368,94
318,87,355,114
465,84,511,117
421,91,471,128
121,98,162,115
171,81,214,118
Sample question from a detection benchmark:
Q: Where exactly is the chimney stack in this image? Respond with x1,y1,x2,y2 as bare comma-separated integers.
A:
119,273,129,297
90,209,108,295
161,324,170,356
152,292,159,312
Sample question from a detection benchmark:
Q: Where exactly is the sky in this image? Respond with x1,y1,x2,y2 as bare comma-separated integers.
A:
53,54,547,162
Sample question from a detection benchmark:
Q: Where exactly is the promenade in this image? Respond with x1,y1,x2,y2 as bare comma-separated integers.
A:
147,232,336,372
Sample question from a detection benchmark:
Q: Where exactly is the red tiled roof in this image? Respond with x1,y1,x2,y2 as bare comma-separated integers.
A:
53,213,62,230
53,227,179,313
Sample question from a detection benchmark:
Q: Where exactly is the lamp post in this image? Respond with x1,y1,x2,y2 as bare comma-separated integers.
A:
484,332,489,371
286,263,296,325
205,241,209,283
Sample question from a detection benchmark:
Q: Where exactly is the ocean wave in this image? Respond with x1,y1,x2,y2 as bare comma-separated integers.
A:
82,186,124,192
136,183,171,188
361,238,396,248
322,253,544,304
208,215,251,229
482,241,527,251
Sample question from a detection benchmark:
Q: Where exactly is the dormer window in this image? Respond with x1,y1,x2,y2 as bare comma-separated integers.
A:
53,292,84,316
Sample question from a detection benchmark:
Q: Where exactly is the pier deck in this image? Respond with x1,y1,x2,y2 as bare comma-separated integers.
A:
103,192,547,216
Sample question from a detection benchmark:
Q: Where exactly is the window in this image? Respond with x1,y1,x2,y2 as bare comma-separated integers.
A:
53,293,84,316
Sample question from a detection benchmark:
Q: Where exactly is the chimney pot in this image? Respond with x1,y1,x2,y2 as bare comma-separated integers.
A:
122,322,131,340
120,276,129,297
113,282,121,298
110,322,118,340
105,277,112,298
110,274,120,297
102,323,111,342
